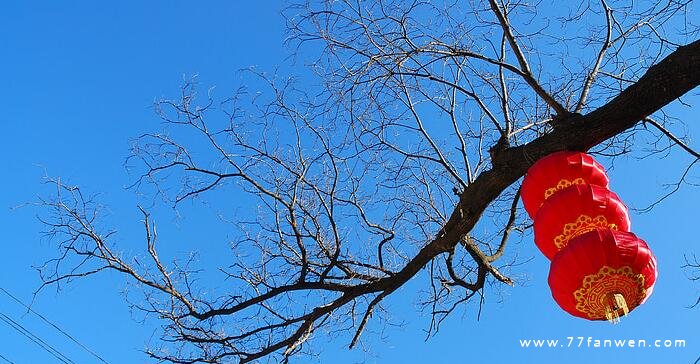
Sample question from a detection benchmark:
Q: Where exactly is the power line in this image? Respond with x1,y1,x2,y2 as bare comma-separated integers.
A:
0,311,73,364
0,352,16,364
0,286,111,364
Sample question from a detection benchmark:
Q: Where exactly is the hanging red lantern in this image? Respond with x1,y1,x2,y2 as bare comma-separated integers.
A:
548,228,657,322
534,184,630,260
521,151,609,219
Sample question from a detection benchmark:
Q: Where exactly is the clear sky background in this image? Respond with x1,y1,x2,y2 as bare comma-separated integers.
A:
1,1,698,363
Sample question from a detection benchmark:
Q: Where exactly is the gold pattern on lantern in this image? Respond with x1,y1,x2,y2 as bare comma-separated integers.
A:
543,177,586,200
553,215,618,249
573,266,646,322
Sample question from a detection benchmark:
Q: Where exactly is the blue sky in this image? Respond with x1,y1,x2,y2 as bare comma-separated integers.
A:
1,1,698,363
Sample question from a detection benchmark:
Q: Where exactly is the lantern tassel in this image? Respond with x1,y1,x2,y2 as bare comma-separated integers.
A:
604,293,629,323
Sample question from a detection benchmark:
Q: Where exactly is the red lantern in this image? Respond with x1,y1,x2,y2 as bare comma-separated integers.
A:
548,228,657,322
534,184,630,260
521,151,609,219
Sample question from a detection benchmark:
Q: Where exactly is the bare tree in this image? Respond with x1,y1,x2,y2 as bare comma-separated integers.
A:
36,1,700,363
684,254,700,308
